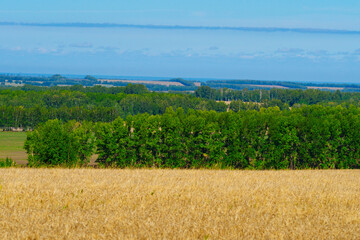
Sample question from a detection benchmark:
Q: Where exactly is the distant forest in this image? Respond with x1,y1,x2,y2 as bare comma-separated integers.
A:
1,83,360,130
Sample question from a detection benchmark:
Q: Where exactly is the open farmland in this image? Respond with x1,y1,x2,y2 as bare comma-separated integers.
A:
0,132,101,166
0,132,27,164
307,86,345,91
100,79,186,86
247,84,289,89
1,169,359,239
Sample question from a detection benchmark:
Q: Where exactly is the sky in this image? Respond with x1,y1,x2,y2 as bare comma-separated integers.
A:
0,0,359,82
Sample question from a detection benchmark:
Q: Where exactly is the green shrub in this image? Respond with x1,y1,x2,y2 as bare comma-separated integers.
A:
24,120,95,167
0,157,16,168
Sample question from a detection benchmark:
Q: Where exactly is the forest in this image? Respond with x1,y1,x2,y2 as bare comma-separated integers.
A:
2,84,360,130
195,86,360,104
0,83,355,169
0,84,226,129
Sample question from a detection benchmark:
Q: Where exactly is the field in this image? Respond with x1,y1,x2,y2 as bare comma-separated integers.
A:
1,169,359,239
0,132,101,166
249,84,289,89
100,79,186,87
307,86,345,91
0,132,27,164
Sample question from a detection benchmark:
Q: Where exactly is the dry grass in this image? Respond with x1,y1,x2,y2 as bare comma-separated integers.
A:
1,169,360,239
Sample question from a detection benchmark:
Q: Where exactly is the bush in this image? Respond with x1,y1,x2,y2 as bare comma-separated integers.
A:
24,120,95,167
0,157,16,168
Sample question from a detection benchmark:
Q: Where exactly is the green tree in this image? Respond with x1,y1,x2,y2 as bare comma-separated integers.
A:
24,120,95,167
84,75,98,81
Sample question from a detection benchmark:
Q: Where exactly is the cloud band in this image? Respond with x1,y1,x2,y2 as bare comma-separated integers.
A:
1,22,360,35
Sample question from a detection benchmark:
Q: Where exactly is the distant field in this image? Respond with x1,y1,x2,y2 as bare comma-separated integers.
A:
249,84,289,89
1,169,359,239
100,79,185,86
0,132,99,166
0,132,27,164
307,86,345,91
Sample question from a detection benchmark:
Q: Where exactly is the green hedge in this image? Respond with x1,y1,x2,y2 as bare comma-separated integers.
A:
94,105,360,169
25,105,360,169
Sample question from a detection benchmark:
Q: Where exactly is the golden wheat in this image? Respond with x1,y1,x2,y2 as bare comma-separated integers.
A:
0,169,359,239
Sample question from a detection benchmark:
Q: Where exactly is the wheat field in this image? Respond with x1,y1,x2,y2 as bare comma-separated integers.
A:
0,169,360,239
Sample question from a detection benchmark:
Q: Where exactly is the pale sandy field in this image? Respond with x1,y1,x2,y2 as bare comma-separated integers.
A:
307,86,345,91
1,169,360,239
99,79,185,87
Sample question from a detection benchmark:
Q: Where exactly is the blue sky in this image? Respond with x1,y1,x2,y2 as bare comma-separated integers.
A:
0,0,359,82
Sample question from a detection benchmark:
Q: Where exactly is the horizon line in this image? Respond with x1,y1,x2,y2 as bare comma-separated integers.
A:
1,22,360,35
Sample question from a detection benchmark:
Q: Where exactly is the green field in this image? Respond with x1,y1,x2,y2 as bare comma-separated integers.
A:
0,132,27,164
0,132,99,166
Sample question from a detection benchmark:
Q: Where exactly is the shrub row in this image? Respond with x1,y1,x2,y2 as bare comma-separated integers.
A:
25,105,360,169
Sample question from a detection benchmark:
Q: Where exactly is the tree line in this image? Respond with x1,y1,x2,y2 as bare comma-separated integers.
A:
25,105,360,169
0,85,227,129
195,86,360,105
3,84,360,129
204,79,360,91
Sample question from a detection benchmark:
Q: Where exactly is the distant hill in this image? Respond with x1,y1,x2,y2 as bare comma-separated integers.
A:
1,74,360,92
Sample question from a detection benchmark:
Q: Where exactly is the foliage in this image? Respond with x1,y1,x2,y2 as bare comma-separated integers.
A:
84,75,97,81
2,83,359,170
22,104,360,169
2,85,360,131
0,157,16,168
0,85,228,129
205,79,360,90
93,105,360,169
24,120,95,167
195,86,360,105
123,83,149,94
